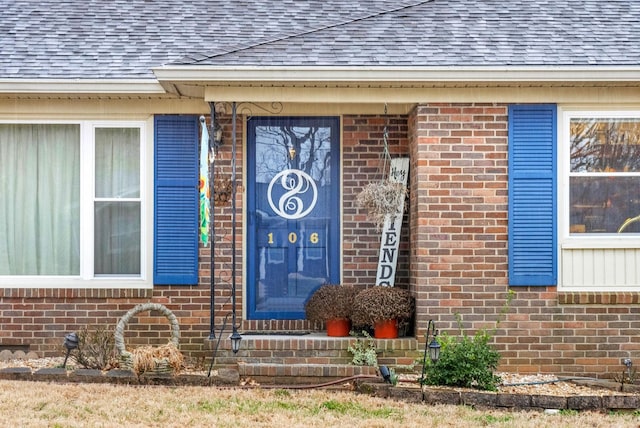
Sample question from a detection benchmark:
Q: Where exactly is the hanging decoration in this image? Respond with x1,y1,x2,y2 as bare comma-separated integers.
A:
355,104,409,231
213,171,232,207
199,116,211,246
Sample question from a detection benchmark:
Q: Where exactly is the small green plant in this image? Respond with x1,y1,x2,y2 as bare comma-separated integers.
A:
474,414,514,425
273,389,291,398
420,290,514,391
347,331,378,366
388,367,399,386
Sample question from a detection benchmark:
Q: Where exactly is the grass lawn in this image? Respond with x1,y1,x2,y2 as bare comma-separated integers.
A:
1,380,639,427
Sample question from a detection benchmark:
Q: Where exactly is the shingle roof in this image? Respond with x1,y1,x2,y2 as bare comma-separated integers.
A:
1,0,639,80
181,0,640,68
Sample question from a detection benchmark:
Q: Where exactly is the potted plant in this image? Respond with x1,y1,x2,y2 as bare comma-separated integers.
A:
351,286,414,339
305,284,359,337
356,179,407,230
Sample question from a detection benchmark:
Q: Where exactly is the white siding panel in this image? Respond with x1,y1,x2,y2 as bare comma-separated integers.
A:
562,247,640,290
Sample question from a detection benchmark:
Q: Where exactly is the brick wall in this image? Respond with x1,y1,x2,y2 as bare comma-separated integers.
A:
342,115,410,288
409,103,640,378
0,113,413,361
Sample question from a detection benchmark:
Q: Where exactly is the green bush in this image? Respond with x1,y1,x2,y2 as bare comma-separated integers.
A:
420,290,514,391
421,329,501,391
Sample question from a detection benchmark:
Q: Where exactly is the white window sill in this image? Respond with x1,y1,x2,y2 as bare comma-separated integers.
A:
0,277,153,289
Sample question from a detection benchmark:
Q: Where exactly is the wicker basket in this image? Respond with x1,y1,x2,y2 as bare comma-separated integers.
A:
114,303,181,376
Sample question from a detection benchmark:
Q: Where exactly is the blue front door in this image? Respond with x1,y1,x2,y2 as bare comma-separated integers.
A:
247,117,340,320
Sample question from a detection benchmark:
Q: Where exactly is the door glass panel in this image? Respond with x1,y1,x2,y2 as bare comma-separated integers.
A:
248,117,339,319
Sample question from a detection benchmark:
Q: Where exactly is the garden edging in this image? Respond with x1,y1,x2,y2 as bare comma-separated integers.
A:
355,380,640,412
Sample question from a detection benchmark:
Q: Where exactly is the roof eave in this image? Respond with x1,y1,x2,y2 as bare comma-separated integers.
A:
153,65,640,84
0,79,167,94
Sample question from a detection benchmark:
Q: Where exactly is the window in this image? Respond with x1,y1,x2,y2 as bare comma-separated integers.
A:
567,114,640,235
560,110,640,291
0,121,146,286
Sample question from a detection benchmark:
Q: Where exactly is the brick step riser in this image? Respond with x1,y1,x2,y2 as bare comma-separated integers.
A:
237,362,379,385
206,336,421,373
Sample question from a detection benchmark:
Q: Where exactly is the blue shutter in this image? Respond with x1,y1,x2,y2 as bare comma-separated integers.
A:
508,105,557,286
154,115,199,285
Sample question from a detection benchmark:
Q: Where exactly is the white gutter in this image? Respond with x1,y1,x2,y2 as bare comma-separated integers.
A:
153,65,640,84
0,79,167,94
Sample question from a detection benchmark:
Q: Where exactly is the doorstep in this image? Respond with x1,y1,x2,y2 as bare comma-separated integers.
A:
203,333,420,369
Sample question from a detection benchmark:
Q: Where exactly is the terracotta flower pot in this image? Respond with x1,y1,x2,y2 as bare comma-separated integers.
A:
325,318,351,337
373,319,398,339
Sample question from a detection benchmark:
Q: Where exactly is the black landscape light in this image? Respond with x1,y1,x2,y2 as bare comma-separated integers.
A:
62,332,79,368
428,330,441,364
419,320,440,383
230,328,242,354
379,365,392,384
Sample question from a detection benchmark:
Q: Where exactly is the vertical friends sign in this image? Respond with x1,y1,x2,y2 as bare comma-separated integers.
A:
376,157,409,286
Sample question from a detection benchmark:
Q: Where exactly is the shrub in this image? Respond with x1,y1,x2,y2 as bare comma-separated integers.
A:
75,326,119,370
420,290,514,391
422,328,501,391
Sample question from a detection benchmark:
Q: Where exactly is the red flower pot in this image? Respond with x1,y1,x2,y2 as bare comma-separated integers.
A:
326,318,351,337
373,319,398,339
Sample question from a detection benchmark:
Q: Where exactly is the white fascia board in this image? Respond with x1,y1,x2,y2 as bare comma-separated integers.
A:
0,79,167,94
153,65,640,84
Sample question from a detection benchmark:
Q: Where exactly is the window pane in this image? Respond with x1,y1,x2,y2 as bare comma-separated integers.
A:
0,124,80,275
94,201,141,275
570,176,640,234
95,128,140,198
571,118,640,173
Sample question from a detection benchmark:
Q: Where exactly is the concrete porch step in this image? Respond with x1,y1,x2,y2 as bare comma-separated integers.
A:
237,362,380,385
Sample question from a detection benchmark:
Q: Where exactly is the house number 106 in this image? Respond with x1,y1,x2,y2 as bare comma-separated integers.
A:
267,232,319,244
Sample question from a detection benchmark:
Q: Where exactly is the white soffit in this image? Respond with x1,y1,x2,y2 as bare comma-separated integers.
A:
0,79,166,94
153,65,640,84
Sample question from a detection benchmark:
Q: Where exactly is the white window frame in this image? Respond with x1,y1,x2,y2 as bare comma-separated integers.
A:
0,120,151,289
560,109,640,248
559,109,640,291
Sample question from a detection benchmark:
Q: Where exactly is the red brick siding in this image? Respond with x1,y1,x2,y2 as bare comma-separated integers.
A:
409,103,640,377
342,115,410,288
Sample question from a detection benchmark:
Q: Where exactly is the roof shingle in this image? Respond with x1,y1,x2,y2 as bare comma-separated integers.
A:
1,0,639,79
